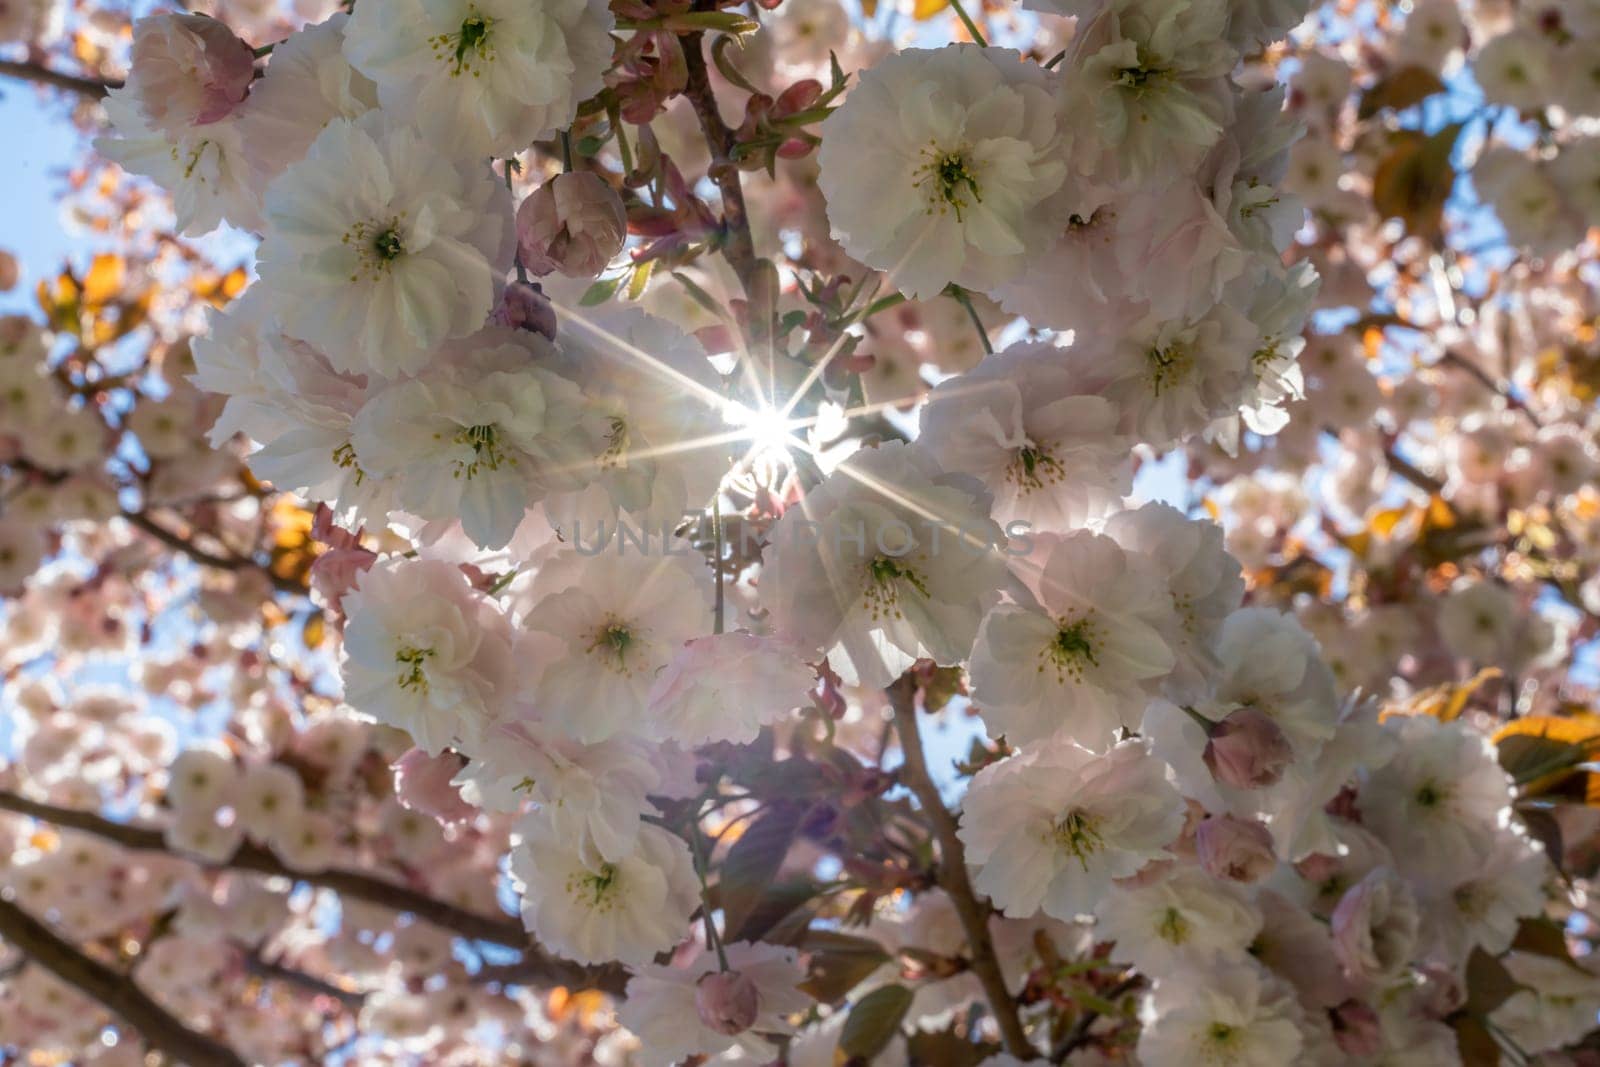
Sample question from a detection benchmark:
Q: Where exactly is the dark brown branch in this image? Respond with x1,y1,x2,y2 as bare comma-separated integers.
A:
0,790,630,995
888,678,1035,1059
0,896,248,1067
120,510,307,597
1382,445,1445,495
680,33,763,310
1439,349,1543,428
0,59,119,99
241,949,368,1010
1051,974,1141,1062
0,791,520,942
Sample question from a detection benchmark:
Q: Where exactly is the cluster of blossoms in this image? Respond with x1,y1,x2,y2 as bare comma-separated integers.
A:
0,0,1597,1061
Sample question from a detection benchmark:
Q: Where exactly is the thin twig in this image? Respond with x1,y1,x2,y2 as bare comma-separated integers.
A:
1438,349,1543,428
241,948,368,1010
0,789,520,942
888,677,1034,1059
948,285,994,356
1051,974,1140,1061
0,897,248,1066
120,509,307,597
681,32,762,305
0,59,119,99
946,0,989,45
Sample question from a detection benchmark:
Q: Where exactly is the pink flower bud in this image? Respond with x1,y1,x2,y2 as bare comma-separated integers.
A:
1330,867,1419,986
489,281,558,342
1330,999,1382,1056
516,172,627,279
1203,707,1293,789
130,14,256,132
308,546,375,616
1195,815,1276,883
695,970,760,1035
392,748,475,826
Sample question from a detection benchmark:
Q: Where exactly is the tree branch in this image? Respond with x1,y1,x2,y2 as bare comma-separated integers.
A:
0,896,248,1067
0,789,619,993
680,33,764,314
0,59,119,99
888,678,1035,1059
241,948,368,1010
0,789,521,941
1382,444,1445,496
120,509,308,597
1439,349,1543,428
1050,973,1140,1062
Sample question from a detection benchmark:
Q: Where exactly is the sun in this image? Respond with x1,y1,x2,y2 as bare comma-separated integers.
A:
723,399,801,461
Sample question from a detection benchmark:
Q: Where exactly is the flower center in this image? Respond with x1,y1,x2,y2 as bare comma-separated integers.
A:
1051,809,1104,869
431,11,496,76
331,441,367,485
342,216,408,282
373,228,404,261
449,423,512,480
395,646,434,693
1114,51,1168,93
1008,443,1066,494
1203,1022,1241,1059
568,862,621,910
915,143,982,221
1158,906,1189,944
863,556,930,623
599,416,630,470
1040,616,1100,684
586,619,644,674
1414,779,1448,809
1146,340,1194,396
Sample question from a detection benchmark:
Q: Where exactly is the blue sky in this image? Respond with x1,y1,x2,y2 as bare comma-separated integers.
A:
0,85,91,313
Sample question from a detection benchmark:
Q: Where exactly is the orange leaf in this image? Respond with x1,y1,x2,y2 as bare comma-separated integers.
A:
1370,504,1412,538
302,612,327,650
82,253,126,307
1362,326,1384,360
1493,712,1600,749
913,0,949,18
1383,667,1503,722
1425,494,1457,531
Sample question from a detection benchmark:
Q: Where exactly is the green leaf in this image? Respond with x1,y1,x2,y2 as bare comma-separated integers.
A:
719,803,806,940
1358,66,1446,119
906,1026,994,1067
838,984,914,1061
733,878,819,944
1497,734,1588,785
626,259,655,302
1511,916,1588,972
1463,947,1524,1016
1371,122,1462,242
799,934,891,1003
579,276,623,307
1453,1015,1500,1067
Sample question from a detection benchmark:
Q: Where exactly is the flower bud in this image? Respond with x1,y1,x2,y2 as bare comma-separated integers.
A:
1330,867,1419,986
489,281,558,342
392,748,476,826
695,970,760,1035
1330,999,1382,1057
516,172,627,279
1195,814,1276,883
0,250,17,291
1202,706,1293,789
130,14,256,132
308,546,375,616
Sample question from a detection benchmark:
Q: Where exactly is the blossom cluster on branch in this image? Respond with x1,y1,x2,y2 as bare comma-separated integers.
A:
0,0,1598,1063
